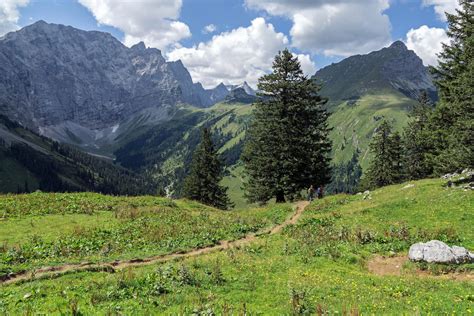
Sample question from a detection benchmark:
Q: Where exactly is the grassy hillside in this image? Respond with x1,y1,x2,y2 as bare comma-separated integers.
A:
0,192,292,276
328,91,416,168
0,177,472,314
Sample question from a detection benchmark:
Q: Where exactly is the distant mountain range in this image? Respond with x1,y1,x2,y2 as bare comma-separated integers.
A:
0,21,254,152
0,21,437,198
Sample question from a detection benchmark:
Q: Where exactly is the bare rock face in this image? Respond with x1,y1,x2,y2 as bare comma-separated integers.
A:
0,21,213,132
408,240,473,264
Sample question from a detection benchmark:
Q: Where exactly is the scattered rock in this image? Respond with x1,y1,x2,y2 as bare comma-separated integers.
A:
362,190,372,200
461,168,474,177
441,172,459,179
442,168,474,180
402,184,415,190
408,240,474,264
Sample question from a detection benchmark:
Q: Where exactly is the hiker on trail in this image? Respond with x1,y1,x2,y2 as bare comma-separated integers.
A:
307,185,315,201
317,186,324,199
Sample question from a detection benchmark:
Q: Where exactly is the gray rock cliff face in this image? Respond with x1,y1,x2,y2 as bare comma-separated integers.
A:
0,21,212,133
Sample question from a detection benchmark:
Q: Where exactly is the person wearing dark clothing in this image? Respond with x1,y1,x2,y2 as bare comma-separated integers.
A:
317,186,324,199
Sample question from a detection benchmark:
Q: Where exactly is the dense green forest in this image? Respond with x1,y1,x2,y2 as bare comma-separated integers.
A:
0,115,155,195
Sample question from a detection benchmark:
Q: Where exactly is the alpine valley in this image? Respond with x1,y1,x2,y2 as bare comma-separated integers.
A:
0,21,437,204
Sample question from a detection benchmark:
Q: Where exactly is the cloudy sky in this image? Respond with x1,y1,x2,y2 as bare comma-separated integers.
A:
1,0,458,88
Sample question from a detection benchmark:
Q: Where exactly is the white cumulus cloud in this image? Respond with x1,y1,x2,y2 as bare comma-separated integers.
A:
78,0,191,50
203,24,217,34
406,25,449,66
245,0,392,57
168,18,315,88
293,53,317,77
0,0,29,36
422,0,461,21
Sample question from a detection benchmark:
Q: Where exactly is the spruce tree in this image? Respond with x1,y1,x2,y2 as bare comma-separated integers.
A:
183,128,232,210
403,91,434,179
365,121,403,189
242,49,332,203
430,0,473,173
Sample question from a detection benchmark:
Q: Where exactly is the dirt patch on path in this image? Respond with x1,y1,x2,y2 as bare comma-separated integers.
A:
1,201,309,286
368,255,474,282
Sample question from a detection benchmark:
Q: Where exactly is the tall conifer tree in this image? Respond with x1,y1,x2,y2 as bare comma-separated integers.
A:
183,128,232,210
365,121,403,189
242,49,332,203
430,0,473,172
403,91,434,179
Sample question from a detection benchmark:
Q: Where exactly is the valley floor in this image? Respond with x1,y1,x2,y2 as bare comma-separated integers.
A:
0,178,473,314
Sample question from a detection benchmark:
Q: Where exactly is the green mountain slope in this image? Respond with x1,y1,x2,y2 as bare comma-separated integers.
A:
114,103,252,196
328,92,417,169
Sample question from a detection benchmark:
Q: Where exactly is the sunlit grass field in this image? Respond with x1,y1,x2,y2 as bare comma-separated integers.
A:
0,192,292,276
0,178,472,314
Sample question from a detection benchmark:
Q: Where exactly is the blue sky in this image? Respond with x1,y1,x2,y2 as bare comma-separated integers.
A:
2,0,457,87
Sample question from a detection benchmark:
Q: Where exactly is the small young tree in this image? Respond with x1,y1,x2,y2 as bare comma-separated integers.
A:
365,121,403,189
242,49,332,203
183,128,232,210
403,91,434,179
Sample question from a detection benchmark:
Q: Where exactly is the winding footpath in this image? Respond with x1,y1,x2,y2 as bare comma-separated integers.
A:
1,201,309,285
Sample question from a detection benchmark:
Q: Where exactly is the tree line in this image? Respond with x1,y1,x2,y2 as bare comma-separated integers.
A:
183,1,472,208
363,0,473,190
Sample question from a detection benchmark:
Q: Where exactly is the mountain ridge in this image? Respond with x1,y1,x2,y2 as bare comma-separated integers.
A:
0,21,217,136
314,41,437,104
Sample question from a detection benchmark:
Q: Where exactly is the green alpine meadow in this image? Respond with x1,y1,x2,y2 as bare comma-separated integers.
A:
0,0,472,314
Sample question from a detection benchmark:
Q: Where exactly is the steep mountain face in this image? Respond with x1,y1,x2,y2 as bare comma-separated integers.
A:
314,41,437,104
0,21,216,145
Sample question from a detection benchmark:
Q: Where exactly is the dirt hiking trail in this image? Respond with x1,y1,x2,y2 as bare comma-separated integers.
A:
1,201,309,285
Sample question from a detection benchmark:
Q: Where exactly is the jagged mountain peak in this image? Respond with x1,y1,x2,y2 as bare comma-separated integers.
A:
226,81,256,96
130,41,146,51
314,41,436,102
389,40,408,50
0,21,218,149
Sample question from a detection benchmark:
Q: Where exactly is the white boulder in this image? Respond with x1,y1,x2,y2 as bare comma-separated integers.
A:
408,240,473,264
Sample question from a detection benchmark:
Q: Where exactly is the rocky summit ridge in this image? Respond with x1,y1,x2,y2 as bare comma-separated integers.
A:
314,41,437,103
0,21,225,136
